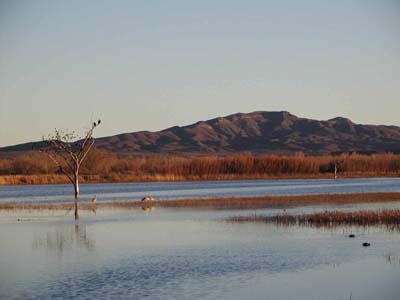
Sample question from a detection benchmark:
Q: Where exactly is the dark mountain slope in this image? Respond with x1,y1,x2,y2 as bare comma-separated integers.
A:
2,111,400,156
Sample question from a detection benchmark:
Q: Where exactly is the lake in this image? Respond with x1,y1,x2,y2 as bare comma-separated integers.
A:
1,178,400,299
1,177,400,204
1,207,400,300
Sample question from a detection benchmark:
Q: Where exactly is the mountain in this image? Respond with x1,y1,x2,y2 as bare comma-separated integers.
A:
2,111,400,156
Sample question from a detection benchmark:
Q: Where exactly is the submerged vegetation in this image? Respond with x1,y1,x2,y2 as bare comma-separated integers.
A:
227,210,400,228
0,150,400,185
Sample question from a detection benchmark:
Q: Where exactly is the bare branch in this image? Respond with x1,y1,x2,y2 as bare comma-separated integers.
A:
40,150,74,184
37,119,101,189
78,138,95,167
77,122,98,161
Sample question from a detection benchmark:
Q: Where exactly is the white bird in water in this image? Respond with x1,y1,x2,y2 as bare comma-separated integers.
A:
91,196,97,203
142,196,155,202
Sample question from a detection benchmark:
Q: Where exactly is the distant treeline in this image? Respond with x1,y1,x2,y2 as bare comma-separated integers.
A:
0,150,400,183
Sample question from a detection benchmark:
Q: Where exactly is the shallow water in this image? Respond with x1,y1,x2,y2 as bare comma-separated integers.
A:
1,178,400,299
1,177,400,204
1,206,400,300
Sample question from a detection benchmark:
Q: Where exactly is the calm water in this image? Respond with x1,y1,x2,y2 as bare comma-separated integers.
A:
1,177,400,204
1,178,400,299
0,207,400,300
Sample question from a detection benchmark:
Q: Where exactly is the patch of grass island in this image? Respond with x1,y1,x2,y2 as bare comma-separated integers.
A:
1,192,400,211
227,209,400,228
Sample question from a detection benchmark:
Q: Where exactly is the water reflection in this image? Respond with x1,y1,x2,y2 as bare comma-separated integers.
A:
90,203,97,215
276,222,400,233
385,254,400,266
1,213,399,300
226,212,400,233
141,205,155,212
21,221,400,300
32,224,95,255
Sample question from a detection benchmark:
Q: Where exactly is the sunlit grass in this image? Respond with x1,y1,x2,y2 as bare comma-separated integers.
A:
1,151,400,185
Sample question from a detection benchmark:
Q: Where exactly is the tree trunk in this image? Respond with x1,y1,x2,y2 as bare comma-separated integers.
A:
334,162,338,180
74,172,79,220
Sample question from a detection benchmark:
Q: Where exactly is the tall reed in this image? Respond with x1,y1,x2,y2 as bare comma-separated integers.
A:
1,150,399,184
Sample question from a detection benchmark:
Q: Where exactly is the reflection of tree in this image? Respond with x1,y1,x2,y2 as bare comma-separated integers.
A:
385,253,400,266
141,205,155,212
33,224,95,256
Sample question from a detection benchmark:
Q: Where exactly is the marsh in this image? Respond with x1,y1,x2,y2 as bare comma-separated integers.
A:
1,178,400,299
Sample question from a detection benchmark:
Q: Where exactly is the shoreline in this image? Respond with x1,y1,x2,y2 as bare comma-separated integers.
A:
0,172,399,186
1,192,400,210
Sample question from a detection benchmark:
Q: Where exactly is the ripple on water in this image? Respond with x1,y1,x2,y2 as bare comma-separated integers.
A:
1,216,399,300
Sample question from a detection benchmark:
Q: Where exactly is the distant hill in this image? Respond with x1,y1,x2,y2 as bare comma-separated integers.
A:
2,111,400,156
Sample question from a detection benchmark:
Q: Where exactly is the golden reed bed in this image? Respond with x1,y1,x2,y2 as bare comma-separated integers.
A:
0,172,399,186
1,152,400,185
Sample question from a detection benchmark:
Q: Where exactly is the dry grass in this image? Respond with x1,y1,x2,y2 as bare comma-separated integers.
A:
1,192,399,211
1,172,399,186
0,173,322,185
1,151,400,185
227,210,400,227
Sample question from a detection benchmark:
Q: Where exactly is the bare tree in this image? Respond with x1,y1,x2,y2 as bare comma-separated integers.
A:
36,120,101,220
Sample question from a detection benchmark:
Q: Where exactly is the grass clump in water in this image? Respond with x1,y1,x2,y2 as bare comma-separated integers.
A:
228,209,400,228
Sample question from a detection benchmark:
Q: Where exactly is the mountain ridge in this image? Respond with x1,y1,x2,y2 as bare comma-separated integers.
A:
2,111,400,156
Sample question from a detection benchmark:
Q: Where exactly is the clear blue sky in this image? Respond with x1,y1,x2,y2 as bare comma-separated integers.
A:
1,0,399,146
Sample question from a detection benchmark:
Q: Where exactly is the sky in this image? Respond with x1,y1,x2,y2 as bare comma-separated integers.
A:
0,0,399,147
